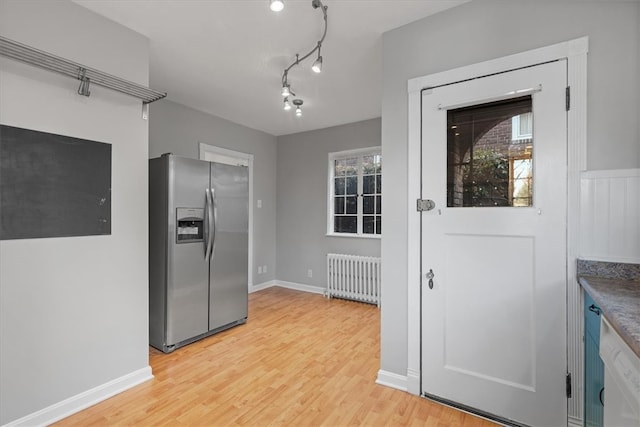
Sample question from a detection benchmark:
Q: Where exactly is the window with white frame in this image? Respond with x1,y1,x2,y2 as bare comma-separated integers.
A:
328,147,381,236
511,112,533,141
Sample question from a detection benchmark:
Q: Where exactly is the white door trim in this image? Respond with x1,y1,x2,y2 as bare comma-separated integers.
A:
406,37,588,423
199,142,255,290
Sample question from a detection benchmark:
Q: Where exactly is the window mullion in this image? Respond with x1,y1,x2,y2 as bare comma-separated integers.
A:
357,155,363,234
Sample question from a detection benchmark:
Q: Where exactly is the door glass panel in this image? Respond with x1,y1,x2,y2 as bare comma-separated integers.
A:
512,158,532,206
447,96,533,207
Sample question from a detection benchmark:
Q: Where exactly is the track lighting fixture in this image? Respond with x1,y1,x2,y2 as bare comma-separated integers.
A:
311,44,323,73
311,56,322,73
270,0,284,12
293,99,303,117
273,0,328,117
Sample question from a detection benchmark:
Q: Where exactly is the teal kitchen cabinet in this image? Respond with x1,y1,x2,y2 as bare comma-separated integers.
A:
584,290,604,427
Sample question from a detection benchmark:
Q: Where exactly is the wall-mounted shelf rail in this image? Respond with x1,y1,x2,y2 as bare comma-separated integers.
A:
0,36,166,104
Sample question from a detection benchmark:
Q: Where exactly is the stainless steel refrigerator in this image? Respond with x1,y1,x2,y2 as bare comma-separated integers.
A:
149,154,248,353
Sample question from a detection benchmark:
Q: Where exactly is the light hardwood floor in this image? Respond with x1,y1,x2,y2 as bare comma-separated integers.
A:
56,287,497,426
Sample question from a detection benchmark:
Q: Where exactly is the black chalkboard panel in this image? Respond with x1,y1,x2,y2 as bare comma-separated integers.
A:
0,125,111,240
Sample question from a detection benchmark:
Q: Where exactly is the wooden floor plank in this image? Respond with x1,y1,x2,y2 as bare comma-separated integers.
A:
55,287,497,426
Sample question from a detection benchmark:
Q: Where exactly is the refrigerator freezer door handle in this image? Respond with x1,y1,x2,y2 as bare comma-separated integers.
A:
211,187,217,261
204,188,213,260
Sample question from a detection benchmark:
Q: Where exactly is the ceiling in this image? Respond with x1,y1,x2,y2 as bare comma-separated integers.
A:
73,0,467,136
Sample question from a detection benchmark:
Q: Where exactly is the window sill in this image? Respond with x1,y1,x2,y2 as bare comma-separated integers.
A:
326,233,381,240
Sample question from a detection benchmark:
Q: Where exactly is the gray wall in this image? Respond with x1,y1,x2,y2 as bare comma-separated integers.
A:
0,1,151,424
149,100,278,285
276,118,381,287
380,0,640,377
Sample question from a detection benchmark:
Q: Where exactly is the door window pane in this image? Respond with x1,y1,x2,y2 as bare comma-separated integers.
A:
512,158,533,206
447,96,533,207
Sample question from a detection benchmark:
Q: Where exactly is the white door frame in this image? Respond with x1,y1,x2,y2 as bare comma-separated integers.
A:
406,37,588,425
199,142,255,290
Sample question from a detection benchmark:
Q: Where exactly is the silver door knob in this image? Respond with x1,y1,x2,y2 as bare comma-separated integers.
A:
426,269,434,289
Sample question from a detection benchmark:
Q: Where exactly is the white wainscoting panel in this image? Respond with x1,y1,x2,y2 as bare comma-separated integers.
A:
580,169,640,263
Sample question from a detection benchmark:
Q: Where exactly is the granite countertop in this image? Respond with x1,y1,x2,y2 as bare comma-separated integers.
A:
577,260,640,358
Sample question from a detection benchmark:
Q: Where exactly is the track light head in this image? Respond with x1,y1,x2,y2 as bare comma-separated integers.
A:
292,98,303,116
281,84,290,97
270,0,284,12
311,55,322,73
283,97,292,111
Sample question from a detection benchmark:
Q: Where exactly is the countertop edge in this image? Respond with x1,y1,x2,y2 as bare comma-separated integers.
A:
579,276,640,358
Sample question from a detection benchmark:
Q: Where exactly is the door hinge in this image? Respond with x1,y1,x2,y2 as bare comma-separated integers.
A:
565,86,571,111
417,199,435,212
566,373,572,398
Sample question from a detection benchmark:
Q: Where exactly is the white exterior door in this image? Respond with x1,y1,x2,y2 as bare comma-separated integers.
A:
420,60,567,426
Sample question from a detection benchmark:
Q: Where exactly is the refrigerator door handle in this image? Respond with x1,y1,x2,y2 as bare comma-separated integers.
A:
204,188,213,260
211,187,217,261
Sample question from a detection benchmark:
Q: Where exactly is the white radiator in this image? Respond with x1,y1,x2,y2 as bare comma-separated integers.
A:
326,253,381,307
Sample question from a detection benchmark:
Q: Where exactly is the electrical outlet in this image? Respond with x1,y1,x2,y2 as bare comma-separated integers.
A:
263,265,268,273
257,266,263,274
307,269,313,278
257,199,262,208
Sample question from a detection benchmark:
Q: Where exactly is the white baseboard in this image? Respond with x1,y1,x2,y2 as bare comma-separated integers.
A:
406,368,421,395
250,280,325,296
250,279,277,293
275,280,326,295
3,366,153,427
568,415,583,427
376,369,408,392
